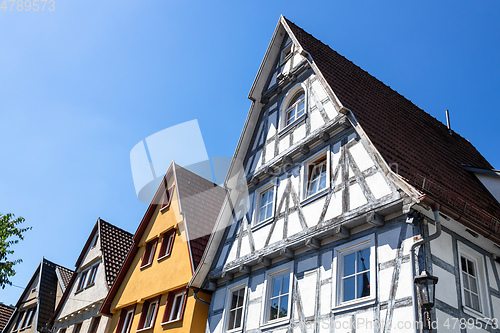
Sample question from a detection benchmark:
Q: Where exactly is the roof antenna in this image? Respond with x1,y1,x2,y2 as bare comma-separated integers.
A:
446,109,452,135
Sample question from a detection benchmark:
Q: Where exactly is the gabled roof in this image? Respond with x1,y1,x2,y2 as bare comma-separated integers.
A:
99,220,134,288
5,258,73,333
100,163,226,314
189,15,500,288
50,219,133,325
55,266,73,291
0,303,15,332
283,17,500,239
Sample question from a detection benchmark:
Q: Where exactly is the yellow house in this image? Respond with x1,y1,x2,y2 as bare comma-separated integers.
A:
100,163,226,333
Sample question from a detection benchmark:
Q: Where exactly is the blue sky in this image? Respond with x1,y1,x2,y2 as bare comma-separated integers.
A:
1,0,499,305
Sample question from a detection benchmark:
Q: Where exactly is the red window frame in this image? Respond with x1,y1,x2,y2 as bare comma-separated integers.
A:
140,239,158,268
158,229,176,259
137,296,161,330
115,305,136,333
161,185,175,209
161,287,187,324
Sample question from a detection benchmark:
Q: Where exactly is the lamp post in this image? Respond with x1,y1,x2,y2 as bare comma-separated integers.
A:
414,270,438,331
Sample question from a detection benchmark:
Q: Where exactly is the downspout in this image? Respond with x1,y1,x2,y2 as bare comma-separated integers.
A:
411,202,441,333
192,288,210,307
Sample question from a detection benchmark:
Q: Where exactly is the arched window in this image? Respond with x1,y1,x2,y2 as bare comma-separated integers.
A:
284,90,305,126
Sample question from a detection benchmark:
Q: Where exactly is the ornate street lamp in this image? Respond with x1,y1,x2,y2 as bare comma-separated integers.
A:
414,270,438,331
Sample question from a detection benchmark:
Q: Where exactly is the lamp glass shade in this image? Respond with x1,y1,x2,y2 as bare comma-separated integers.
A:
414,270,438,308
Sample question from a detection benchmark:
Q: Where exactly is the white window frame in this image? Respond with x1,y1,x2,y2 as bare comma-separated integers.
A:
223,278,248,332
279,84,307,133
457,242,490,319
165,291,186,324
142,300,158,330
333,235,376,311
279,42,293,65
86,264,99,287
301,147,331,203
121,310,134,333
253,180,277,228
260,263,294,328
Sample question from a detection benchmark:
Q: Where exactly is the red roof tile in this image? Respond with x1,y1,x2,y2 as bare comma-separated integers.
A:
284,18,500,235
0,303,14,332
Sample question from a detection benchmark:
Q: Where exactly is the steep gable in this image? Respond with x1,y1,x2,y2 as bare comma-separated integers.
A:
284,18,500,240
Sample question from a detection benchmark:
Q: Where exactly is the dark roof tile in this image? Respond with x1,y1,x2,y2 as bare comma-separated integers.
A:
0,304,14,332
285,18,500,233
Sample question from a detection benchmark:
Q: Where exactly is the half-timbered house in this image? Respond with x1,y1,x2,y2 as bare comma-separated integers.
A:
190,16,500,333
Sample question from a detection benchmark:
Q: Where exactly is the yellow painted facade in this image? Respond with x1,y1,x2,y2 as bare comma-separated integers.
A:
104,179,211,333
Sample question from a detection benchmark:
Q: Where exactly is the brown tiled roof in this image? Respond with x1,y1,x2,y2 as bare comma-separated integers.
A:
99,219,134,288
0,303,14,332
284,18,500,236
56,265,74,290
175,164,227,271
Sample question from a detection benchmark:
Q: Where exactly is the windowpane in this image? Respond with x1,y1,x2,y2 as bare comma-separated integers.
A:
471,294,481,312
145,302,157,328
269,298,279,320
344,253,355,277
357,248,370,272
461,257,467,271
121,311,134,333
271,276,281,298
467,260,475,276
236,289,245,307
231,292,238,309
343,276,355,302
470,277,478,293
357,273,370,298
282,274,290,295
259,188,274,222
307,160,327,197
234,308,242,328
464,290,472,308
297,100,305,117
228,311,236,330
279,295,288,318
462,272,469,289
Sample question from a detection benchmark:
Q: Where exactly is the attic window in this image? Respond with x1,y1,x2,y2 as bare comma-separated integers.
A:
158,229,176,260
285,90,305,126
92,233,99,248
280,43,293,64
140,239,158,268
161,185,175,210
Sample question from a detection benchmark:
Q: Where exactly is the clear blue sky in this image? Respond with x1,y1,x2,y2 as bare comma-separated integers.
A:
1,0,498,305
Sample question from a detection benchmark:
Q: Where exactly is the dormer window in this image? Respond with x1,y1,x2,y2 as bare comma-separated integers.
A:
285,90,305,126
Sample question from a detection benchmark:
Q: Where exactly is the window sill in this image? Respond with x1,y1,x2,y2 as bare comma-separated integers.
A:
260,317,290,330
75,288,84,295
159,204,171,213
85,283,95,289
161,318,182,326
140,262,152,270
301,188,329,206
462,306,489,322
278,114,306,136
251,217,274,231
135,326,153,332
332,297,376,313
157,254,172,262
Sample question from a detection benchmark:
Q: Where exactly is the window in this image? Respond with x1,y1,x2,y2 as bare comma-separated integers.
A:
158,230,175,259
225,282,247,331
306,156,327,197
302,149,330,201
140,239,157,268
13,312,24,331
87,265,98,286
280,43,293,64
88,317,101,333
59,328,67,333
161,185,175,209
77,270,88,291
258,187,274,223
21,306,36,328
117,308,134,333
263,266,292,325
73,323,82,333
284,91,305,126
162,289,187,324
142,301,158,329
334,235,375,309
458,243,489,317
